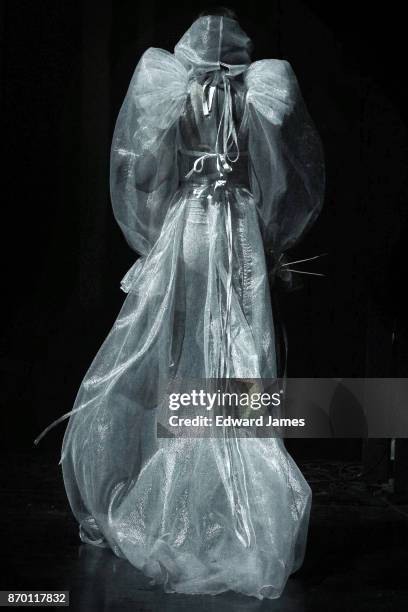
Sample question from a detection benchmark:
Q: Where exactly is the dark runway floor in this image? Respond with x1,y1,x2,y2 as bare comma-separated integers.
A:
2,450,408,612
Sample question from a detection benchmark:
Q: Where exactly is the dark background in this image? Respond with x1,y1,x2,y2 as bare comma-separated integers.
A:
1,0,407,459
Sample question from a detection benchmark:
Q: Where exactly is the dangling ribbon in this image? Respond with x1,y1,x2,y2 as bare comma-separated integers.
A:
34,406,82,446
223,191,233,379
202,78,216,116
207,180,233,380
279,253,327,277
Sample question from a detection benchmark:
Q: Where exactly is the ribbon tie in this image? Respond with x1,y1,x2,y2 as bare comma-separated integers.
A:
185,69,239,181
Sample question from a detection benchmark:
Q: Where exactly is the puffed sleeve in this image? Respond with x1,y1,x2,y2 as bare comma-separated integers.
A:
244,59,325,256
110,48,188,255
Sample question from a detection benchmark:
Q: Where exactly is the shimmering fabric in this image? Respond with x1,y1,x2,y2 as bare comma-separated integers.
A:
58,15,324,600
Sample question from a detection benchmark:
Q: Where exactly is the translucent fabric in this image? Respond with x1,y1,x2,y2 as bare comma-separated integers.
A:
51,15,324,600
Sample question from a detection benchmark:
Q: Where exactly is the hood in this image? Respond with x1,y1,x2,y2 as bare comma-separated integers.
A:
174,16,252,77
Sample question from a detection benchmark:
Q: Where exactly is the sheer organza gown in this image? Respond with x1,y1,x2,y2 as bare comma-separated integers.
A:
56,15,324,600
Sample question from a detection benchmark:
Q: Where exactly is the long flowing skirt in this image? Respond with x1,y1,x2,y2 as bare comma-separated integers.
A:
60,183,311,600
